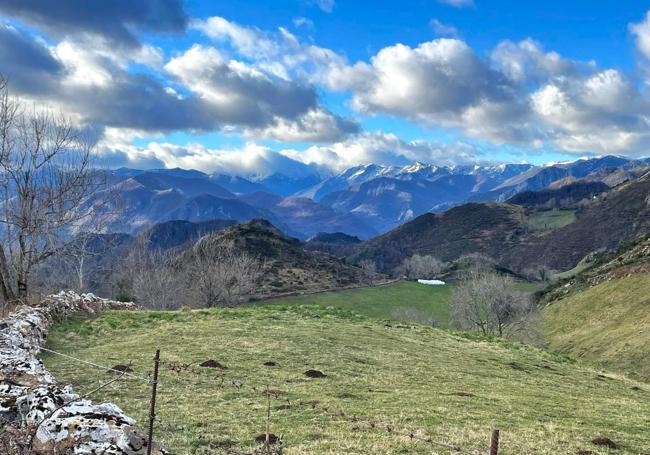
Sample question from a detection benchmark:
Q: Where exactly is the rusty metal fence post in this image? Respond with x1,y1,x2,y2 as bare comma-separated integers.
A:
489,429,500,455
147,348,161,455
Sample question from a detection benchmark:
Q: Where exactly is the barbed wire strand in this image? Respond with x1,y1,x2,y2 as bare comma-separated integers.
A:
32,344,150,382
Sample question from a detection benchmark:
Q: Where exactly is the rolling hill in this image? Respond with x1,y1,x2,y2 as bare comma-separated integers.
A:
543,236,650,381
353,169,650,275
181,219,378,296
43,303,650,454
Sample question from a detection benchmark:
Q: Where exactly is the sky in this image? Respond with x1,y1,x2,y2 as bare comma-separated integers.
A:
1,0,650,177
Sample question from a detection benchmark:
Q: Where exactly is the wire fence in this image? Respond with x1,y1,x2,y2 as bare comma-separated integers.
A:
30,343,503,455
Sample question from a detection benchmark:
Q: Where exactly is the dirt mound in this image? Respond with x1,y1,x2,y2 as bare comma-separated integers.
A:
255,433,281,445
108,364,133,373
199,360,227,369
304,369,326,378
591,437,618,449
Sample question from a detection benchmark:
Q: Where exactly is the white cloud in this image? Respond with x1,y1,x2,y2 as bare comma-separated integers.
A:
491,39,582,84
281,132,482,171
310,0,335,13
531,69,650,154
630,11,650,60
438,0,474,7
430,19,458,37
164,44,357,141
293,17,315,30
99,141,323,177
341,39,532,144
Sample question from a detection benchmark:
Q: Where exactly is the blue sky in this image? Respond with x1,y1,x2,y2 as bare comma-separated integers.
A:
1,0,650,176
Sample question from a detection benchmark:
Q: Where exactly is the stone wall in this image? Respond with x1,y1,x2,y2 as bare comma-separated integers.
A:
0,291,166,454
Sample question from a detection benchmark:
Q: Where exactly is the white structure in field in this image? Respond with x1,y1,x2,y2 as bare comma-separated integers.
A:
417,279,446,285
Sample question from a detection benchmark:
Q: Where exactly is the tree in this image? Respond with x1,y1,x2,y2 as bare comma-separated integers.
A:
122,238,181,309
0,77,99,301
451,266,535,338
358,259,377,285
187,239,263,308
396,254,444,280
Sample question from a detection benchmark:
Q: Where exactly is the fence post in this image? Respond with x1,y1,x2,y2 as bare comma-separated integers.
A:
489,429,500,455
147,348,161,455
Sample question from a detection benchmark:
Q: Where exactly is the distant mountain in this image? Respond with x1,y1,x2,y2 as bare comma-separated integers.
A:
352,169,650,275
507,181,610,209
471,156,637,202
141,219,238,250
92,156,647,238
320,174,478,232
81,173,277,234
296,164,395,201
304,232,363,257
254,172,323,197
130,172,235,199
209,174,270,195
239,192,378,239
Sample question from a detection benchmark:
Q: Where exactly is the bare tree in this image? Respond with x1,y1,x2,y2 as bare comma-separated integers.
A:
358,259,377,285
451,266,535,338
0,77,100,302
122,238,182,309
396,254,444,280
188,239,263,308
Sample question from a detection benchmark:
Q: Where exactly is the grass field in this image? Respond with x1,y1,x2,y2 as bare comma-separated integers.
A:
527,210,576,231
44,305,650,455
544,273,650,382
259,281,452,326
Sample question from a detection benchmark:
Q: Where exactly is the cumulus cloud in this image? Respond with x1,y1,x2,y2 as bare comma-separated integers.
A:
630,11,650,60
99,141,322,177
338,39,532,144
280,132,482,171
164,44,357,141
0,24,64,93
530,69,650,154
0,25,354,142
0,0,187,48
491,39,583,84
430,19,458,37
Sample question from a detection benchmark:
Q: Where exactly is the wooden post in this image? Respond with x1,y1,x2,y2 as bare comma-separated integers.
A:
489,429,500,455
147,348,161,455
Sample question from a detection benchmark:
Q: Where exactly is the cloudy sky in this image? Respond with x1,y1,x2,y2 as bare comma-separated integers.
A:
2,0,650,176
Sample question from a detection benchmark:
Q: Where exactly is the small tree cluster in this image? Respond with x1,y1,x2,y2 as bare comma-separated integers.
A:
451,266,538,340
119,236,264,309
186,238,264,308
396,254,444,280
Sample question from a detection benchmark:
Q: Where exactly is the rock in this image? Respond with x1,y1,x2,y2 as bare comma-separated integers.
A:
0,291,166,454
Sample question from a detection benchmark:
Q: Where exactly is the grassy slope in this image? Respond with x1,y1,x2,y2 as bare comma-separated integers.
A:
544,273,650,381
261,281,452,326
526,210,576,231
44,306,650,455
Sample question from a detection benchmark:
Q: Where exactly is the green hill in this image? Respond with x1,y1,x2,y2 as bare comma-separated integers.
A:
353,170,650,275
543,236,650,381
44,305,650,454
262,280,452,326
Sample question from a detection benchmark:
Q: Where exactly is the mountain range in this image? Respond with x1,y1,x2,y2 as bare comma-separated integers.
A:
85,155,650,239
